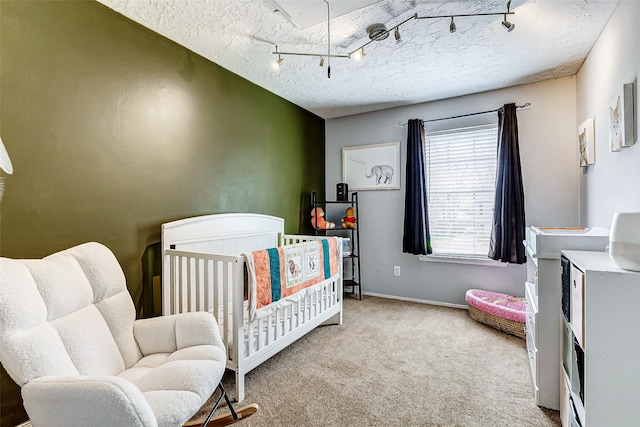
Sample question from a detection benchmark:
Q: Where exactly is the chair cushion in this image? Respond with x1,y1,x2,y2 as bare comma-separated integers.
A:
144,390,202,427
119,345,225,397
119,344,226,425
95,291,143,369
22,254,94,321
59,241,128,301
51,304,125,376
1,322,79,386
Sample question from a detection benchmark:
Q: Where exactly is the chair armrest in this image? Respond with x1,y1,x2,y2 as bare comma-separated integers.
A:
22,375,158,427
133,311,224,356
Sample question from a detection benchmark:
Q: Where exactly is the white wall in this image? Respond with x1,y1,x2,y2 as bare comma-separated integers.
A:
326,77,578,305
576,0,640,227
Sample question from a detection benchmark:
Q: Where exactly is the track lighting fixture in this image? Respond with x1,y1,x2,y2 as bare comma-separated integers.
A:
269,1,515,77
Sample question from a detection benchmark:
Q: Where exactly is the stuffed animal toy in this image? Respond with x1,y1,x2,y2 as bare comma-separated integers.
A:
311,207,335,229
342,207,357,229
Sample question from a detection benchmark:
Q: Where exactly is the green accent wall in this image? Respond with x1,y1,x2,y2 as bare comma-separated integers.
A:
0,0,325,304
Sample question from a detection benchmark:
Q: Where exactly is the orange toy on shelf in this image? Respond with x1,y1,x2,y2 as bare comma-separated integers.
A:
311,207,335,230
341,207,357,229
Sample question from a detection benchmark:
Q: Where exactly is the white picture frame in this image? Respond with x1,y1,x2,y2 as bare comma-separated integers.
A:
578,118,595,166
609,82,635,152
342,141,400,191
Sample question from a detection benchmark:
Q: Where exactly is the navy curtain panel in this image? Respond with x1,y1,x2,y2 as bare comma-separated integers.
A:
403,119,432,255
489,103,526,264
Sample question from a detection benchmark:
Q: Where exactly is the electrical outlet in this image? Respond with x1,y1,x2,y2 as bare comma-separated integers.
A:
393,266,401,276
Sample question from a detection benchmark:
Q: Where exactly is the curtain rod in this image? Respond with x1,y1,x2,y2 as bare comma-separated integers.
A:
398,103,531,127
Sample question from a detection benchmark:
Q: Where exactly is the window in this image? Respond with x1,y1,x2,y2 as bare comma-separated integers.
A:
425,124,498,258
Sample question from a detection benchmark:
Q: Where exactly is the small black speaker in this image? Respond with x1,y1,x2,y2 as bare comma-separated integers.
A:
336,183,348,201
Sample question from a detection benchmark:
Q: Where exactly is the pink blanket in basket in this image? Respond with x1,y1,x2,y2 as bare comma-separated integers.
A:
465,289,526,323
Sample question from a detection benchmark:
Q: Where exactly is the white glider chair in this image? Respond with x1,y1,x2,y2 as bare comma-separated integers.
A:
0,242,256,427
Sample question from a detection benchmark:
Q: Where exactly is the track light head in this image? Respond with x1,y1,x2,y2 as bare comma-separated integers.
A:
319,57,325,67
502,14,515,32
394,27,402,44
449,16,456,33
272,55,284,70
352,48,365,61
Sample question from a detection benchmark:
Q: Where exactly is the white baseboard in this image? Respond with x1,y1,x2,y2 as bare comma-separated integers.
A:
16,422,31,427
362,291,468,310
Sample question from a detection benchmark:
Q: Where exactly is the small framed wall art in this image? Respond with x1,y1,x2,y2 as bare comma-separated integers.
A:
609,82,635,152
342,141,400,191
578,118,595,166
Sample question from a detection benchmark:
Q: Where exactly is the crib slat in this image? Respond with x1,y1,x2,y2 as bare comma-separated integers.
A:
248,313,255,357
203,259,210,315
188,257,194,312
168,255,176,314
179,256,185,313
222,260,229,357
267,313,273,346
195,258,202,312
285,304,291,335
212,260,219,324
231,258,244,365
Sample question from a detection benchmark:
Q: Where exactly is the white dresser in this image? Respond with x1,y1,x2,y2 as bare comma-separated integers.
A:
523,227,609,410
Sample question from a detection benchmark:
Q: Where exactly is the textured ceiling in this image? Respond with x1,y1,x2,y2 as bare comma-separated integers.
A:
96,0,619,119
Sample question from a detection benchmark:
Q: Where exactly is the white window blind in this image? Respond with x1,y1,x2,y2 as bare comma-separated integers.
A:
425,124,498,258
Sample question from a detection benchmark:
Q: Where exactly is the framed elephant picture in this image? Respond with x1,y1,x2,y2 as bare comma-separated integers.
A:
342,141,400,191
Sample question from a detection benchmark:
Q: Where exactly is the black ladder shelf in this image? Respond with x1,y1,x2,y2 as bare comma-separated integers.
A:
311,191,361,300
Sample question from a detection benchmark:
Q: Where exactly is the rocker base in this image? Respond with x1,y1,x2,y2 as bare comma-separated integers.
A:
183,403,259,427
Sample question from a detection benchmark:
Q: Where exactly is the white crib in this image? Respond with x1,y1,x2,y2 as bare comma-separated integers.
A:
161,213,343,402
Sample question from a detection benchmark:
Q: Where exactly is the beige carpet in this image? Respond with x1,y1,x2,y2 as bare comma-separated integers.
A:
190,295,560,426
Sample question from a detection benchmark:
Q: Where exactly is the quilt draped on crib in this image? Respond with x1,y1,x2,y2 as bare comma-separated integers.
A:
245,237,339,321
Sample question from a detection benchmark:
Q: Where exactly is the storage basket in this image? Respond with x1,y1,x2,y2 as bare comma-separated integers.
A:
467,305,525,339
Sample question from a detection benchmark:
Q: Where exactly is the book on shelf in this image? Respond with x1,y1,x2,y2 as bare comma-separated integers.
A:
342,237,351,256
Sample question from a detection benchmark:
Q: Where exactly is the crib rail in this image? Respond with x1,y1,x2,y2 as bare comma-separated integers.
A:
282,234,337,246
